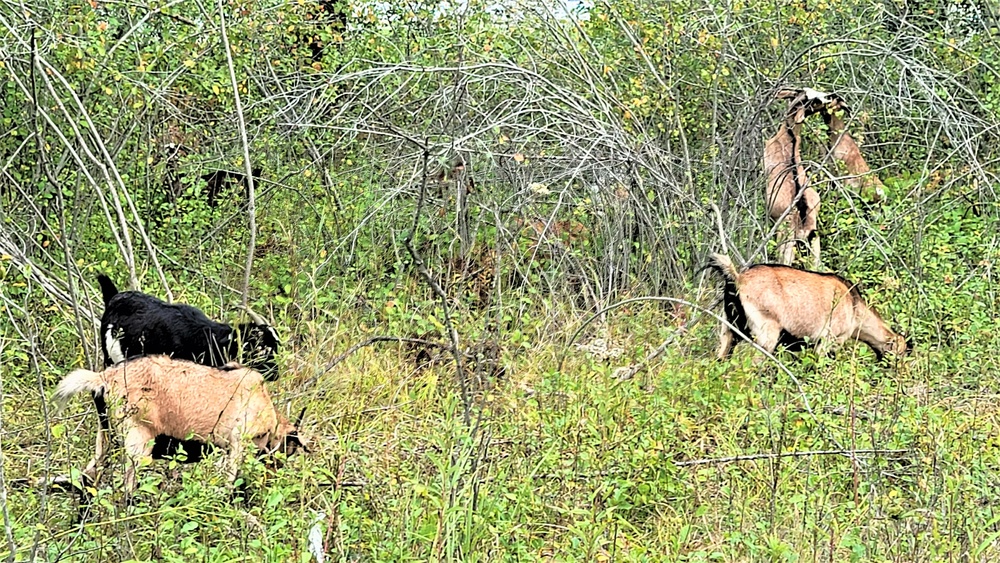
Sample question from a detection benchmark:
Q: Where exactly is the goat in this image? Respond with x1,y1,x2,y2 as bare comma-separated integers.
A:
97,274,279,380
201,166,263,208
821,102,886,202
52,356,306,493
764,107,821,268
97,275,280,462
706,253,909,361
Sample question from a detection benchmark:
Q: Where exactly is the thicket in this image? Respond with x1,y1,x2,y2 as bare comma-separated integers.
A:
1,0,1000,559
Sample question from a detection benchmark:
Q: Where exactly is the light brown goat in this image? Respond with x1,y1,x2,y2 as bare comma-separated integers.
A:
53,355,305,492
708,253,909,361
764,101,821,268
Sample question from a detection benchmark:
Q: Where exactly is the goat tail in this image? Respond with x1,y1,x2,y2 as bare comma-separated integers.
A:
96,274,119,306
706,253,741,285
53,369,105,412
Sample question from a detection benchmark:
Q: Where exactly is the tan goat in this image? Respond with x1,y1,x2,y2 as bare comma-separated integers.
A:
52,355,305,492
707,253,909,361
764,105,821,268
823,105,886,202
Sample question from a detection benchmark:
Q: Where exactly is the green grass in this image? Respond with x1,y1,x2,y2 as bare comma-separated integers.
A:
6,307,1000,561
3,179,1000,561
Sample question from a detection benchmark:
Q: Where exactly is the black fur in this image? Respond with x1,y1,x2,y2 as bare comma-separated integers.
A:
97,274,279,379
93,389,109,431
780,125,809,229
200,167,262,208
96,275,280,462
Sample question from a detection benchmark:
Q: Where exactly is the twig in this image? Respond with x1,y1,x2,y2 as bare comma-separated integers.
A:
216,0,257,306
0,338,14,563
314,480,367,488
613,331,683,381
402,237,471,427
401,143,472,428
675,449,908,467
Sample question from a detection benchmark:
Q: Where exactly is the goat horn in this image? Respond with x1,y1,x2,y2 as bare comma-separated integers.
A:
294,406,307,427
239,304,268,325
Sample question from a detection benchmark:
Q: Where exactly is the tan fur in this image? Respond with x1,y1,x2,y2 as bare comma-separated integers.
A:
825,111,886,201
710,253,907,361
53,355,301,491
764,121,821,268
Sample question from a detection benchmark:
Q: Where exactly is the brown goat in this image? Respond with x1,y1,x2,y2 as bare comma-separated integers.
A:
823,106,886,202
707,253,909,361
53,356,305,492
764,107,821,268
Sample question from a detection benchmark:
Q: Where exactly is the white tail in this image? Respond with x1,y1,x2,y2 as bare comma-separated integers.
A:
52,369,105,412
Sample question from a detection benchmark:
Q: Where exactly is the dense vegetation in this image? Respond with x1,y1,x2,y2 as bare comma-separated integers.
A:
2,0,1000,559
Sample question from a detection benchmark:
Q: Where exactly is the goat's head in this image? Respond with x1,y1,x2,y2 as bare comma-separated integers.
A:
876,333,912,361
256,408,309,468
233,306,280,379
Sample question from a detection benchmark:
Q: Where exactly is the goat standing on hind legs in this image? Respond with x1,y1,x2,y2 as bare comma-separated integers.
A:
764,114,821,269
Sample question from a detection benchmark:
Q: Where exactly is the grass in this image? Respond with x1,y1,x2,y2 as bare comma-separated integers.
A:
2,182,1000,560
5,303,1000,561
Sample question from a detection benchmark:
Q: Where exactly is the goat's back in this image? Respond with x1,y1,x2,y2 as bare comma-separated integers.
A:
102,291,231,363
101,356,278,446
106,290,222,329
737,264,861,338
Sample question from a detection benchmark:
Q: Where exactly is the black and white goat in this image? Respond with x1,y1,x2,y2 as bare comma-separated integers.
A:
97,275,279,380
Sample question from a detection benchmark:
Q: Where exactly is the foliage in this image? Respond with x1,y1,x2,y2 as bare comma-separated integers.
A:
1,0,1000,559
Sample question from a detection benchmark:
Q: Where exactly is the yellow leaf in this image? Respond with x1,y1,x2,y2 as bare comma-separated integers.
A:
212,84,221,95
513,153,524,163
184,59,195,68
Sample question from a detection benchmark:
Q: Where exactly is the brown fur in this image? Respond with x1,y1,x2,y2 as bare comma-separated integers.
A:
764,120,821,267
823,110,886,201
53,356,303,492
709,253,908,361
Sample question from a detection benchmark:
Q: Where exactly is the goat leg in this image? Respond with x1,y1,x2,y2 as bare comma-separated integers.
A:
122,425,155,494
224,432,246,485
808,234,821,270
777,220,796,265
716,324,736,360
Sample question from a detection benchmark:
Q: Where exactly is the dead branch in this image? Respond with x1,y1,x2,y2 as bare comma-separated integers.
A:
675,448,908,467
